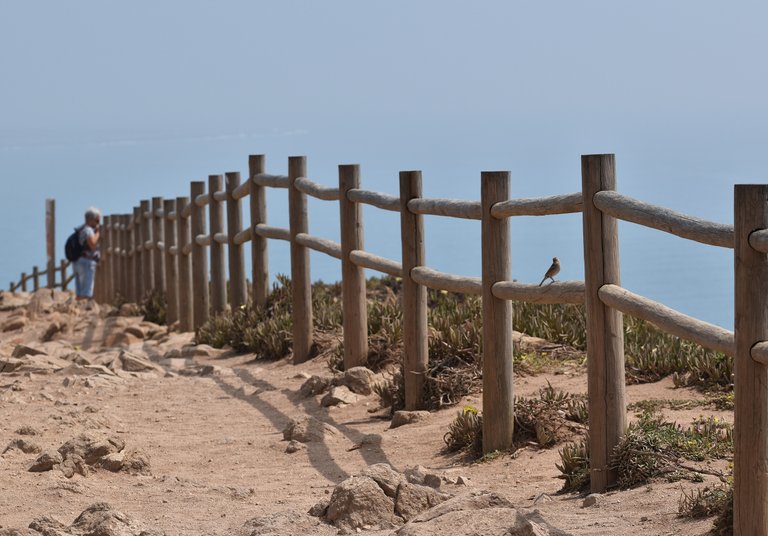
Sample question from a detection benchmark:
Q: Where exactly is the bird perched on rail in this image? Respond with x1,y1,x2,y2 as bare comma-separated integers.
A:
539,257,560,286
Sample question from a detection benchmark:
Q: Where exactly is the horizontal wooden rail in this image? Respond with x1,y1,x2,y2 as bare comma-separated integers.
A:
195,234,211,247
182,243,192,256
213,233,228,244
165,211,177,221
213,191,228,202
492,279,586,304
253,173,289,188
751,341,768,365
180,202,193,219
295,177,340,201
195,193,210,208
749,229,768,254
349,249,402,277
253,224,290,241
232,180,250,200
407,198,481,220
593,191,734,248
144,240,154,250
295,233,342,259
491,192,583,218
233,227,252,245
411,266,482,295
598,283,735,355
347,189,400,212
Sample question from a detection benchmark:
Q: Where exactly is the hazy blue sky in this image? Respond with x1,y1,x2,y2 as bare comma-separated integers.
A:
2,1,767,327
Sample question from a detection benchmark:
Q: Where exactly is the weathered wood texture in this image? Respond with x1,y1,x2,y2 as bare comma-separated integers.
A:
295,234,342,259
492,280,586,304
254,224,290,241
349,250,402,277
296,177,340,201
410,266,482,295
490,192,583,218
132,207,142,302
60,259,68,291
46,199,55,289
176,196,193,332
140,200,153,297
190,181,210,328
208,175,227,315
289,156,314,363
582,154,626,492
253,173,289,188
339,164,368,369
32,266,40,292
346,189,400,212
748,228,768,254
249,155,269,307
481,171,515,453
103,215,112,302
226,172,248,310
599,284,734,355
152,197,166,292
234,228,252,245
593,190,734,248
400,171,428,411
733,185,768,535
407,198,481,220
163,199,179,327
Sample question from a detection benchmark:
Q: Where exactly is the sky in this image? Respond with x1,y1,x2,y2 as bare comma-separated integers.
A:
1,1,767,328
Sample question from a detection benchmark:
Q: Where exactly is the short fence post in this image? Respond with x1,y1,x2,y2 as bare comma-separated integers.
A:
288,155,314,363
226,171,247,310
104,215,114,303
208,175,227,315
480,171,515,453
140,200,153,298
399,170,428,410
581,153,626,492
60,260,68,291
164,199,179,328
32,266,39,292
20,272,27,292
249,155,269,307
339,164,368,369
733,184,768,534
190,181,210,328
121,214,130,300
176,196,193,332
133,206,143,302
152,197,166,293
46,198,55,289
115,215,123,300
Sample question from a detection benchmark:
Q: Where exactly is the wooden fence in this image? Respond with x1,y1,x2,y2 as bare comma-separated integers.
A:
7,153,767,533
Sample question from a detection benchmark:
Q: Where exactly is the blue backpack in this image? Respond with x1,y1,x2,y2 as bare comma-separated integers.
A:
64,226,86,262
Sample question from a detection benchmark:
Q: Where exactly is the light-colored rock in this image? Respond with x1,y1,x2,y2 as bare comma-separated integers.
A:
241,511,337,536
0,357,23,373
58,433,126,465
29,502,161,536
1,316,27,332
181,344,217,358
120,448,151,475
285,440,306,454
282,416,337,443
29,450,63,472
340,366,375,395
300,375,332,397
3,438,42,455
321,385,358,407
395,482,450,522
361,463,407,497
118,303,142,316
391,410,431,429
11,345,47,358
325,476,400,532
582,493,602,508
103,331,141,348
96,452,125,472
115,350,164,374
27,289,55,316
123,325,146,339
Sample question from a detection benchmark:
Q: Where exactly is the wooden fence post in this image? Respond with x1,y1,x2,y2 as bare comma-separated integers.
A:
399,170,428,410
60,260,68,291
164,199,179,328
32,266,40,292
140,200,153,298
208,175,227,315
20,272,27,292
481,171,515,453
581,153,626,492
133,206,143,302
176,196,193,332
190,181,210,328
111,216,120,302
117,215,126,301
46,198,55,289
249,155,269,307
152,197,166,293
288,156,314,363
733,184,768,534
339,164,368,369
105,215,114,303
226,171,247,310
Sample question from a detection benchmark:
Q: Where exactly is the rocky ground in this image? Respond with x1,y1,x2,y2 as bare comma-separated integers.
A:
0,289,730,535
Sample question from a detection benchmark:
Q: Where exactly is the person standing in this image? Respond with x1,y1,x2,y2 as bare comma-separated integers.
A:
73,207,101,300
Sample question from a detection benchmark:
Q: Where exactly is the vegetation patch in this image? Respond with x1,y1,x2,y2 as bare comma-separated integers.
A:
679,483,733,535
140,288,166,325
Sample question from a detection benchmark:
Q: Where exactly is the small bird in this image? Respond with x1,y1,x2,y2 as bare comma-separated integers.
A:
539,257,560,286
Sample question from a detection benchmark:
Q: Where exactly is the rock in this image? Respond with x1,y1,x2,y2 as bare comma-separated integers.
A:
29,450,63,472
321,385,358,407
404,465,442,489
1,316,27,332
241,511,337,536
15,425,40,436
0,528,32,535
59,454,89,478
162,348,182,359
103,331,141,348
2,438,42,455
456,476,471,486
285,440,306,454
120,449,151,475
0,357,23,373
424,474,442,489
361,463,407,497
391,410,431,429
41,315,67,342
123,326,146,339
11,345,47,358
582,493,602,508
299,375,332,397
340,366,375,395
308,499,330,518
283,417,337,443
0,293,29,311
118,303,142,316
181,344,217,357
58,433,125,465
395,482,450,522
30,502,160,536
533,493,553,506
116,350,163,374
97,453,125,472
325,476,400,532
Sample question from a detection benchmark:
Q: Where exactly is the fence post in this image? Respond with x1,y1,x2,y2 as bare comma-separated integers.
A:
133,206,143,302
164,199,179,328
112,216,121,302
105,215,114,303
140,200,153,298
32,266,39,292
288,155,314,363
480,171,515,453
152,197,166,293
116,215,125,301
581,153,626,492
399,170,428,410
208,175,227,315
190,181,210,328
46,198,55,289
339,164,368,370
733,184,768,534
226,171,247,310
176,196,193,332
249,155,269,307
20,272,27,292
60,260,68,291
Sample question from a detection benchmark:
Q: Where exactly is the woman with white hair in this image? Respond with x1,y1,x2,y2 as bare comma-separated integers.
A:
73,207,101,300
